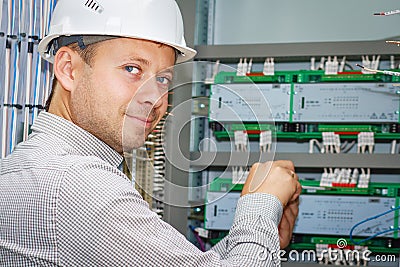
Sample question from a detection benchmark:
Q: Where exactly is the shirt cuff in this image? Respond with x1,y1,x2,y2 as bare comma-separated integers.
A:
234,193,283,226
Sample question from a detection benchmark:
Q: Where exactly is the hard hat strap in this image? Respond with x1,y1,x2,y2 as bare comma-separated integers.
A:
51,35,86,56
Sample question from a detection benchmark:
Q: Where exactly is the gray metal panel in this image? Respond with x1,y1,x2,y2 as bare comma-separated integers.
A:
175,0,196,47
163,65,194,235
194,41,400,62
293,83,400,122
190,152,400,169
212,0,400,45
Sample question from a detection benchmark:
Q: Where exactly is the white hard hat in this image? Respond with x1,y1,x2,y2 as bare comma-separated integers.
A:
38,0,197,64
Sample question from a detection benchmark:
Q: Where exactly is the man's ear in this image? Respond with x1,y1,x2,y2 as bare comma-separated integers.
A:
53,47,82,92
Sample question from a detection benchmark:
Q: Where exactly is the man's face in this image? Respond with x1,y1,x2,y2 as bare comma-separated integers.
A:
69,38,176,153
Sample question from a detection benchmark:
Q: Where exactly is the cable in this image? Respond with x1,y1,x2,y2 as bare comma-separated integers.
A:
341,140,356,154
374,9,400,16
356,64,400,77
344,62,354,70
2,0,14,158
309,139,324,153
23,0,36,141
390,140,397,154
7,0,17,154
349,205,400,245
189,225,206,252
386,40,400,47
10,0,23,152
0,2,6,158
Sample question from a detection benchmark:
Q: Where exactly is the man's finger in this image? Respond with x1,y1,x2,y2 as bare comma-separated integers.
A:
291,181,302,201
274,160,295,171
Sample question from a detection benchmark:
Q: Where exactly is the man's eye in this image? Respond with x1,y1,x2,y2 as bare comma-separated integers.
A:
125,66,140,74
156,76,171,85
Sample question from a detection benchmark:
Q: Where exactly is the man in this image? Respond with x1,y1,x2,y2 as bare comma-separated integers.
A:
0,0,301,266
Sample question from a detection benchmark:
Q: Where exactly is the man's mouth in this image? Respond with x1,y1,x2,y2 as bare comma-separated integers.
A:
125,114,155,129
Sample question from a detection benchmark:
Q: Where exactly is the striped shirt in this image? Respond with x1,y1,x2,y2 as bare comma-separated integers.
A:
0,111,283,266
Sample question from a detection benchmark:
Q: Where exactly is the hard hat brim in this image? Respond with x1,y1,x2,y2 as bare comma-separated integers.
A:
39,34,197,64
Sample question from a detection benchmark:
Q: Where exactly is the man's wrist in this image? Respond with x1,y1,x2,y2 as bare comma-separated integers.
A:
235,193,283,225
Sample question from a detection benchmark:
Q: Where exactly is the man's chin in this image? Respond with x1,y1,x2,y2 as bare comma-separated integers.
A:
122,137,146,151
122,126,154,151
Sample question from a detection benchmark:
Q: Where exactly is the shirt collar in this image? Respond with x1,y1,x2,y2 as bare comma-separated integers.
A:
31,111,123,167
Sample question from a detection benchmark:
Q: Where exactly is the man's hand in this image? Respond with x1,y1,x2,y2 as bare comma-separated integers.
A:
241,160,301,206
278,198,300,248
241,160,302,248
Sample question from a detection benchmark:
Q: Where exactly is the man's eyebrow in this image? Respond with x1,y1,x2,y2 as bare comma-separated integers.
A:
123,56,174,76
158,69,174,77
125,56,151,67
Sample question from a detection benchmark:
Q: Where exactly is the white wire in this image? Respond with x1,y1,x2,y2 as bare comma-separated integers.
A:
309,139,324,153
356,64,400,77
10,39,20,152
374,9,400,16
390,140,397,154
23,0,35,141
2,1,13,158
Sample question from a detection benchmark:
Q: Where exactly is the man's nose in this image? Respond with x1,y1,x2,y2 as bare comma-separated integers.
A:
135,77,165,109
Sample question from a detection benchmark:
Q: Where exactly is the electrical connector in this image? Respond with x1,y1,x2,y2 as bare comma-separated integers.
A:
232,166,248,184
263,57,275,76
357,168,370,188
361,56,372,74
390,55,396,69
322,132,340,153
357,132,374,154
205,60,220,84
310,57,316,71
319,168,330,187
259,130,272,153
194,227,210,239
318,57,326,70
234,130,248,152
338,56,346,72
372,55,380,70
324,56,339,75
236,58,244,76
242,58,248,76
350,168,359,185
246,58,253,74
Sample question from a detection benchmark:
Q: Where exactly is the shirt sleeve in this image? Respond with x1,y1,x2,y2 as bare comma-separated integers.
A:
211,193,283,265
57,159,283,267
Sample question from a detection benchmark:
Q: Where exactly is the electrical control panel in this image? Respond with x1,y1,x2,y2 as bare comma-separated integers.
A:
210,82,400,124
209,83,291,122
204,178,400,256
202,69,400,257
205,191,241,230
205,191,399,237
293,83,400,122
209,72,400,143
294,195,398,237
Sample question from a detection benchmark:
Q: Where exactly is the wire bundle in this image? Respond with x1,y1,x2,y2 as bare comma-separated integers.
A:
0,0,56,158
